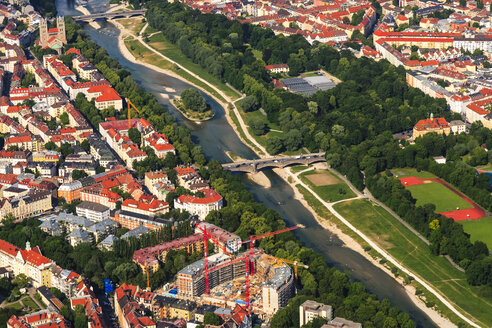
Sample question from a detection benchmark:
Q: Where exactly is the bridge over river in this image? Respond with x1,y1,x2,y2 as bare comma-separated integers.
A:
73,9,146,22
222,153,325,173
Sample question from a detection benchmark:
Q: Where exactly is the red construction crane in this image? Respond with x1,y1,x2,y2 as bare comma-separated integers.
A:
196,224,231,295
241,226,298,314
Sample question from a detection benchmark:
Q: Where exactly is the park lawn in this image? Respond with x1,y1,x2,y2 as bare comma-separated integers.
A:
406,182,472,213
22,296,39,311
391,168,437,178
300,170,355,202
145,34,239,101
476,163,492,172
461,217,492,249
5,301,23,310
334,199,492,328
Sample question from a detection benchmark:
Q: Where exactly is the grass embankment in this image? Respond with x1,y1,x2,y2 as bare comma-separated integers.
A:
461,217,492,249
299,169,355,202
146,34,239,101
334,199,492,328
228,110,263,155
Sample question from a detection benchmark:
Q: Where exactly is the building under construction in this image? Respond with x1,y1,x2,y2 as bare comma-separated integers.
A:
176,252,294,314
177,253,247,297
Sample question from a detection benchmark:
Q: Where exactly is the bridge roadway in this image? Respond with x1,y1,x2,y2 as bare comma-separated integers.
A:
222,153,325,172
73,9,147,22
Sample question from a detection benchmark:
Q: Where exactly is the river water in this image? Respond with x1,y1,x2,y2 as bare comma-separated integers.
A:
56,1,437,326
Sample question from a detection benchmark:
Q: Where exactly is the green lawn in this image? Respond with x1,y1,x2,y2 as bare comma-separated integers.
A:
299,170,355,202
296,184,336,222
391,168,437,178
406,181,472,213
5,301,23,310
21,296,39,311
334,199,492,327
461,217,492,249
146,34,239,101
290,166,309,173
33,293,46,309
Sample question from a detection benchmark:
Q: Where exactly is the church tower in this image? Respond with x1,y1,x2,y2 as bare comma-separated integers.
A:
39,19,48,48
56,16,66,44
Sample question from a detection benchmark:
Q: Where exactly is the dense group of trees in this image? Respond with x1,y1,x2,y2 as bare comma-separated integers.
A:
180,88,207,113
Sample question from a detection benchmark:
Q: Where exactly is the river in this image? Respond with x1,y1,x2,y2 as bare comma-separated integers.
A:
56,1,438,326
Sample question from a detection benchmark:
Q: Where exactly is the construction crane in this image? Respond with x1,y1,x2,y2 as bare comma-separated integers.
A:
274,257,309,279
127,99,141,130
196,224,231,295
241,226,298,314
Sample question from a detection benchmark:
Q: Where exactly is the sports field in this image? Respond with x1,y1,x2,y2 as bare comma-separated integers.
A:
461,217,492,249
405,180,473,213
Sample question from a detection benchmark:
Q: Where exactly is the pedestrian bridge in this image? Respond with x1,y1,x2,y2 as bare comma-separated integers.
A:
73,9,146,22
222,153,325,173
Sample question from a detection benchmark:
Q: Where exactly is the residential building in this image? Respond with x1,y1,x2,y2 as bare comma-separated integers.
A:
322,317,362,328
121,196,169,217
76,201,110,222
80,184,122,210
299,300,333,327
174,189,223,221
132,234,204,272
58,180,83,203
449,120,467,134
0,190,52,221
264,64,289,74
7,310,69,328
195,222,241,253
113,210,171,231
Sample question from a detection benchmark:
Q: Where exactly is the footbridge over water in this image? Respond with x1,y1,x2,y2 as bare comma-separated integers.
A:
73,9,146,22
222,153,325,173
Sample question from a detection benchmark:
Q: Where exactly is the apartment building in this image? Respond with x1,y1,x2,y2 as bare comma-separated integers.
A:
0,190,52,221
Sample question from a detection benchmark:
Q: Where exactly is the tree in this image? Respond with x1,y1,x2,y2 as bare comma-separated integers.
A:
128,127,141,145
80,139,90,153
459,0,466,7
60,112,69,125
236,95,257,112
284,129,302,151
266,137,284,155
72,170,88,181
204,312,222,325
181,88,207,113
248,117,267,136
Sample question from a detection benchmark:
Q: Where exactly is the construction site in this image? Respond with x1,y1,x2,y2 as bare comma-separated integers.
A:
170,226,305,316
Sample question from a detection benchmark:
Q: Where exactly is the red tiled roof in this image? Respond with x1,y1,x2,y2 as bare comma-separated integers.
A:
414,117,449,131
